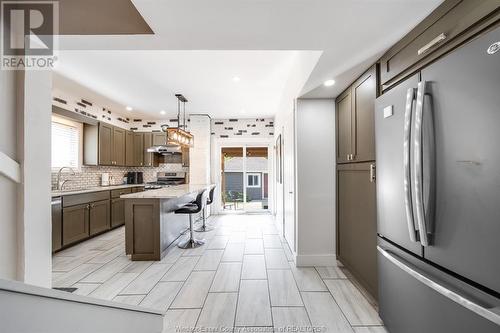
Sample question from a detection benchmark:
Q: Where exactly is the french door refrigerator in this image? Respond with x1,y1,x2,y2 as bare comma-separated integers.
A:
375,25,500,333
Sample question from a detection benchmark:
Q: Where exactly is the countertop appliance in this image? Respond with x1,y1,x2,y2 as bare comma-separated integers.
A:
145,171,186,190
374,26,500,332
101,173,110,186
126,171,143,184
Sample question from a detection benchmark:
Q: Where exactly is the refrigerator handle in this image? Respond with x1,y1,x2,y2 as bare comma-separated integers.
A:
403,87,418,242
377,246,500,326
414,81,431,246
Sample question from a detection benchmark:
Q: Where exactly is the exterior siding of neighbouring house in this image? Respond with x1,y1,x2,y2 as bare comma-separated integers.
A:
224,172,263,201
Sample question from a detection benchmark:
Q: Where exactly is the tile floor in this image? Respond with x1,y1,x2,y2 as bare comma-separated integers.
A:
52,214,387,333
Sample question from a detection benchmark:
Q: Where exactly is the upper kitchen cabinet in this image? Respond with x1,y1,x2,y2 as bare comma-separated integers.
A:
336,65,377,164
98,122,113,165
112,127,126,166
152,132,167,146
125,130,134,166
133,132,144,167
336,88,352,164
84,122,127,166
379,0,499,92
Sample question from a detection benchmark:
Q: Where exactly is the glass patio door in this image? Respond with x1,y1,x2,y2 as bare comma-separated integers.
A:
220,146,269,213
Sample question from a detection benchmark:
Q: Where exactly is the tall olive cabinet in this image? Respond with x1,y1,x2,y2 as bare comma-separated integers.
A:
336,65,378,300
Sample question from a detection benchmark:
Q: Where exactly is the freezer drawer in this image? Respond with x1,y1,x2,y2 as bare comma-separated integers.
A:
378,238,500,333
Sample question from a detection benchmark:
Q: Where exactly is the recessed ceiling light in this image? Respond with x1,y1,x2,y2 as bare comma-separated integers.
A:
160,110,166,115
233,76,241,82
126,106,133,111
324,79,335,87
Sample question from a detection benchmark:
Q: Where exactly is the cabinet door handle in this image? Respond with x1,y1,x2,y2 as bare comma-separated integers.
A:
418,33,447,55
369,163,376,183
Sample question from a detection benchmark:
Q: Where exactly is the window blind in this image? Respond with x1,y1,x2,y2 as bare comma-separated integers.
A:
51,121,79,168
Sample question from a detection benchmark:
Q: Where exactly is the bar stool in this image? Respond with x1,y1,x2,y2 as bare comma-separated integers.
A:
194,186,216,232
175,189,208,249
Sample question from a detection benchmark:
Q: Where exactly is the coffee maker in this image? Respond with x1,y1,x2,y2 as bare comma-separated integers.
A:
126,172,144,184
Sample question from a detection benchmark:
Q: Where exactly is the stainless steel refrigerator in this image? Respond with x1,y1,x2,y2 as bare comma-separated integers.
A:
375,25,500,332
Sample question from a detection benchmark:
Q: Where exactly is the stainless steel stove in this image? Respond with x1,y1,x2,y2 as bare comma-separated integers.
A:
145,172,187,190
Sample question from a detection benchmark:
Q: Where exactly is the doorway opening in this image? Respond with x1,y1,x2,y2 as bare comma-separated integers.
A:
221,146,269,213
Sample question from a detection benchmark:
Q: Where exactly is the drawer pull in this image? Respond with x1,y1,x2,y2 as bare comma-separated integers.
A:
418,33,447,55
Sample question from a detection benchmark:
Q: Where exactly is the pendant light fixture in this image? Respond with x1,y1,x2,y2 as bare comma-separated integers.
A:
164,94,194,147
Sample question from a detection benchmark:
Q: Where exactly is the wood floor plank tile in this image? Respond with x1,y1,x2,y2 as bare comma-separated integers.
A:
222,243,245,262
241,255,267,279
194,250,224,271
208,236,229,250
244,239,264,254
324,279,382,326
170,271,215,309
264,249,289,269
272,307,311,333
113,294,146,306
263,235,282,248
52,263,103,287
140,282,183,312
210,262,242,292
89,272,139,300
72,283,100,296
235,280,272,326
80,256,131,283
121,263,173,294
267,270,303,306
315,266,347,279
161,256,200,282
160,245,184,264
196,293,238,329
301,292,353,333
288,262,328,291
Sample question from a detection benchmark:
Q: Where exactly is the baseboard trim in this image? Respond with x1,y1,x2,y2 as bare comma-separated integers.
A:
295,254,337,267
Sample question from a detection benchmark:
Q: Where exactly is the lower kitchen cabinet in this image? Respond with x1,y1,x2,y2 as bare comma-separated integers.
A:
89,199,111,236
111,198,125,228
337,162,378,299
62,203,90,246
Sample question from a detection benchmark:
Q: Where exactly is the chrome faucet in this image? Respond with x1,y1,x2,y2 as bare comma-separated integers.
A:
56,167,76,190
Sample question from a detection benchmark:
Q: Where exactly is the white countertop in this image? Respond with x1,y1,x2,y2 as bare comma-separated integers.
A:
121,184,215,199
51,184,145,197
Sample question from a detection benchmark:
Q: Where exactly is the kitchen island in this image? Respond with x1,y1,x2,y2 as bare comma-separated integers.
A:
121,184,215,261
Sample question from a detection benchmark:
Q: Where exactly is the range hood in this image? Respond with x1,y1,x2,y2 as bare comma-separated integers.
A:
147,145,181,154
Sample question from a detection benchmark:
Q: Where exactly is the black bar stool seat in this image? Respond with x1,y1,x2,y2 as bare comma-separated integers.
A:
194,186,216,232
175,189,208,249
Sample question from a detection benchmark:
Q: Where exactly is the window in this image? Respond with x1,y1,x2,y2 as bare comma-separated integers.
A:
51,116,81,169
247,173,261,188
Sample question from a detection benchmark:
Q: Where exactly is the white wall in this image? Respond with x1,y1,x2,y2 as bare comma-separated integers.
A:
0,68,19,280
295,99,336,266
189,115,211,185
17,71,53,287
273,51,322,256
0,67,52,287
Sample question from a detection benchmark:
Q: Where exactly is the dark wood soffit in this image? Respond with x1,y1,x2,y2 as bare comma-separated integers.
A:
40,0,154,35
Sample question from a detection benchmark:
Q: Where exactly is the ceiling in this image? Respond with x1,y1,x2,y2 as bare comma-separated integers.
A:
54,0,442,118
53,50,314,119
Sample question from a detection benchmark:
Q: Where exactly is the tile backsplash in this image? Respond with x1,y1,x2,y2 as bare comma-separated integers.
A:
51,164,188,191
